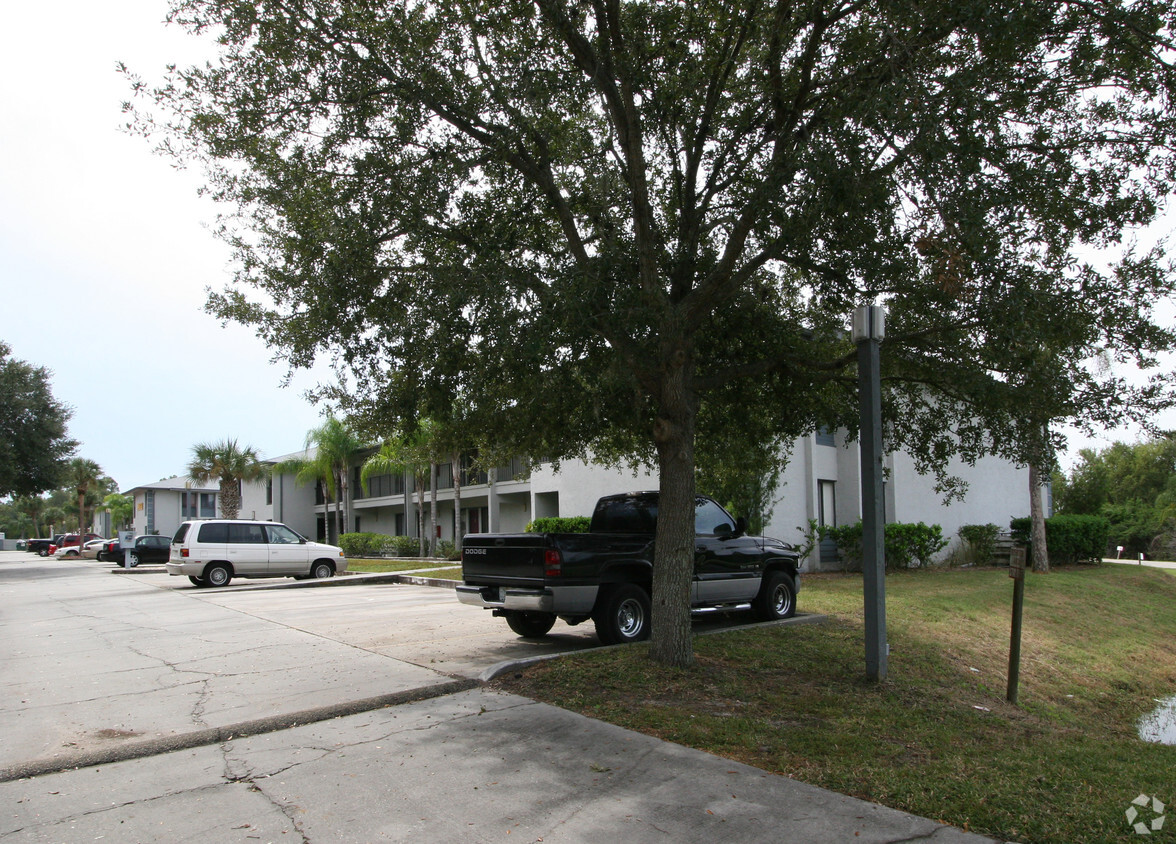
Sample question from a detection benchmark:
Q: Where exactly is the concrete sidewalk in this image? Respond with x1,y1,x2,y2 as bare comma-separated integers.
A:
0,553,1002,842
1,687,1000,843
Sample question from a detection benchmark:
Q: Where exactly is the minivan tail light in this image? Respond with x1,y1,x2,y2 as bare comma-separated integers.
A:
544,549,562,577
181,548,189,558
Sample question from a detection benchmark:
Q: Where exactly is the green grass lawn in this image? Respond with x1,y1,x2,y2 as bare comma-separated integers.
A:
494,565,1176,843
347,559,457,574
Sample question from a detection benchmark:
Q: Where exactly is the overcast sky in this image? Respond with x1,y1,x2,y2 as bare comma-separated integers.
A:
1,1,1172,495
0,0,331,491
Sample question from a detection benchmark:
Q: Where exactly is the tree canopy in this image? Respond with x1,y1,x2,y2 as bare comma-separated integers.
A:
1054,434,1176,556
0,342,76,498
132,0,1176,665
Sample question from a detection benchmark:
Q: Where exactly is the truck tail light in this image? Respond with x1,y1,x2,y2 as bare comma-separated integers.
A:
544,549,562,577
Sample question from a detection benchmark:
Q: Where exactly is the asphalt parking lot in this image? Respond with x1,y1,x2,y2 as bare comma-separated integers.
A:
0,551,998,843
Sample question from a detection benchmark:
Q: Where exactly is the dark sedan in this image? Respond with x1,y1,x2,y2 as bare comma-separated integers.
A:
103,535,171,567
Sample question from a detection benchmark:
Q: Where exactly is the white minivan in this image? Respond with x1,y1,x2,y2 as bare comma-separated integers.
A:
167,520,347,588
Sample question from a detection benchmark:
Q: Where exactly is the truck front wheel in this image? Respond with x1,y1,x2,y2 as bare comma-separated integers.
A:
753,570,797,621
504,611,557,638
594,584,651,645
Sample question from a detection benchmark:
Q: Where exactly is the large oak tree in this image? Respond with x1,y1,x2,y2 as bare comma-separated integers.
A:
131,0,1176,666
0,342,76,499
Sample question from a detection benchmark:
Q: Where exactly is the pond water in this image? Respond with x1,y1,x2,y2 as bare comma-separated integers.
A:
1139,696,1176,745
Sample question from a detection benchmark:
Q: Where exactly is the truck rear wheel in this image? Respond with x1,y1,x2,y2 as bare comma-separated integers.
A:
593,584,651,645
504,611,557,638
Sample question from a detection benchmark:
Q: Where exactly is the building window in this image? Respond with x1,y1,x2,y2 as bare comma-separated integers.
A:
145,490,155,534
816,427,836,447
266,477,273,505
182,492,217,519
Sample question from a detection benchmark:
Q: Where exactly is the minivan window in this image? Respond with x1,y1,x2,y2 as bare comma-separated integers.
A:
265,524,303,545
197,523,229,543
228,523,267,544
172,524,191,543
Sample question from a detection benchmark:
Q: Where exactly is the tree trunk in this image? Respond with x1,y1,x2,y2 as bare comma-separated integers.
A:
453,451,463,551
1029,463,1049,573
340,466,350,537
416,471,426,557
340,464,350,536
648,347,697,668
221,479,241,520
429,461,438,556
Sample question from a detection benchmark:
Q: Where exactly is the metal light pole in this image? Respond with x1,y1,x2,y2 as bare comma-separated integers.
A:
853,305,888,682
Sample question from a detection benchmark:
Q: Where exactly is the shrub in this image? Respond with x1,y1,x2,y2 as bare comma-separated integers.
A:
958,523,1001,564
1009,514,1110,565
820,521,948,570
822,522,863,569
338,532,388,557
885,522,948,569
525,516,591,533
435,539,459,560
389,535,423,557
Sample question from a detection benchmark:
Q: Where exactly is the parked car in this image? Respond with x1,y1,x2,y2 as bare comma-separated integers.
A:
46,534,67,556
96,539,120,563
104,535,171,567
26,538,53,556
166,520,348,587
52,534,103,558
79,538,108,559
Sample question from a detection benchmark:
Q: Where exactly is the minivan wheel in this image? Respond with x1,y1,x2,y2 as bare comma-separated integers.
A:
205,564,232,588
188,576,207,587
311,561,334,580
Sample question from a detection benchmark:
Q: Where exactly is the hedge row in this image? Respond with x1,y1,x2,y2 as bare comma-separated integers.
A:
1009,514,1109,565
525,516,592,533
337,532,430,558
821,520,948,570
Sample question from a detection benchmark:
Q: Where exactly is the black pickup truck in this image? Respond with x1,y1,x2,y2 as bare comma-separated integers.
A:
26,538,55,557
457,492,800,644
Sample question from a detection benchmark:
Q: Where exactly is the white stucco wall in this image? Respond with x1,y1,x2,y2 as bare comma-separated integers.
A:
529,457,658,518
889,451,1030,554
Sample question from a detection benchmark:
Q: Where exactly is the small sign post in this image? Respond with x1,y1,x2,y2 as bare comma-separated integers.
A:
1007,546,1026,704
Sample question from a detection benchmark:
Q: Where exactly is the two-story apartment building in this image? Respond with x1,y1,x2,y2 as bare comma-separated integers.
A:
124,432,1039,571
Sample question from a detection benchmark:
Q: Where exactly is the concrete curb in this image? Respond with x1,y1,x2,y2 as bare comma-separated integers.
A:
0,678,478,784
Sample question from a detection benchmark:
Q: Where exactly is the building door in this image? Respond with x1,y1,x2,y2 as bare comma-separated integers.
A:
818,480,839,565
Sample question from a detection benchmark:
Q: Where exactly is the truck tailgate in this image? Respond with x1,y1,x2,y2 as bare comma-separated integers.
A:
461,533,549,583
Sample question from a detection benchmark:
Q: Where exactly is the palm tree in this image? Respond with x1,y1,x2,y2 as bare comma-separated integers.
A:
272,418,366,544
186,439,265,520
307,417,366,542
63,458,103,535
16,496,46,537
101,493,133,532
361,434,431,556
